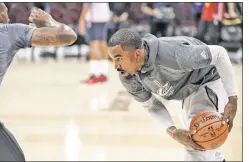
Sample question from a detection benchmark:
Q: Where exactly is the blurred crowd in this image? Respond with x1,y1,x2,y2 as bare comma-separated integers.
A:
6,2,242,64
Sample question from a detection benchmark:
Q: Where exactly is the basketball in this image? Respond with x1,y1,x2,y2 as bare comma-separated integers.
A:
189,110,229,150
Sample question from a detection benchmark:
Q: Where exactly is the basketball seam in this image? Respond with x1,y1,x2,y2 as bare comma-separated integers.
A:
193,124,228,143
195,120,222,134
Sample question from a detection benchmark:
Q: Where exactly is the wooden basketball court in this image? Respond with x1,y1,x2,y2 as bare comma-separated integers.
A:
0,60,242,161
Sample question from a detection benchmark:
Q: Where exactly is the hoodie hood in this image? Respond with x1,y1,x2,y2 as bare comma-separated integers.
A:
140,33,159,74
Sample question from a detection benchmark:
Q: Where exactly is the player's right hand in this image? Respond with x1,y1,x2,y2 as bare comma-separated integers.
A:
173,129,206,151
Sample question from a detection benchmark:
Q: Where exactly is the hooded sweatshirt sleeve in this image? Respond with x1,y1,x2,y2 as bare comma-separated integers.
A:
119,73,175,129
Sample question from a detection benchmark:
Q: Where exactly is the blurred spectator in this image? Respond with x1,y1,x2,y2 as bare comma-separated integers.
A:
222,3,242,26
219,3,242,46
78,3,111,84
142,3,175,37
108,3,130,40
127,3,147,25
33,2,45,10
222,3,243,64
120,3,150,36
109,3,130,23
7,3,32,24
50,3,81,29
196,3,225,45
171,3,197,37
33,2,50,13
190,3,204,27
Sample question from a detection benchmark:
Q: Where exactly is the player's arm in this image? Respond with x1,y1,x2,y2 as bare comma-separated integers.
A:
31,25,77,47
119,74,174,128
174,43,238,98
142,95,175,130
119,74,204,150
119,75,173,135
175,43,238,131
208,45,238,131
143,96,203,151
208,45,238,97
29,8,77,47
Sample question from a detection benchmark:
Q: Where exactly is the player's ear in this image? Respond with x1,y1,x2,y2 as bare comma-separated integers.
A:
134,49,142,59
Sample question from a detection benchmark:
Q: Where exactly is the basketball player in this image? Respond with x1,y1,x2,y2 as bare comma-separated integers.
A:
79,3,110,84
0,3,77,161
107,28,238,161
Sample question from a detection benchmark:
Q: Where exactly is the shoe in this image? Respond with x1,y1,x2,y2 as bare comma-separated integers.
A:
98,74,108,83
81,75,99,85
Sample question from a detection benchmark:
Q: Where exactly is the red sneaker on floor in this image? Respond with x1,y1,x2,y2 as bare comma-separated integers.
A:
80,75,99,85
98,74,108,83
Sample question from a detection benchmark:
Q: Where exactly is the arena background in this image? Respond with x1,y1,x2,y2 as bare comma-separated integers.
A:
0,2,242,161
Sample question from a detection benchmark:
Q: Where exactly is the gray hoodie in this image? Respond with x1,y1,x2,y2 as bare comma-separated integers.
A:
119,34,220,102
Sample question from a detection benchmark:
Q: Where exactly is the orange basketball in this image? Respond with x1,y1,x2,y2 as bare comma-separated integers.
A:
189,110,229,150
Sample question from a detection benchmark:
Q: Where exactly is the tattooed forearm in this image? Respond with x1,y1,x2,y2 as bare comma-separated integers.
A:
33,19,60,28
42,20,58,28
31,24,77,47
33,32,63,46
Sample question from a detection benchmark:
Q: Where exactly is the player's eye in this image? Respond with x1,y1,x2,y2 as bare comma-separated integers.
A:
116,58,122,61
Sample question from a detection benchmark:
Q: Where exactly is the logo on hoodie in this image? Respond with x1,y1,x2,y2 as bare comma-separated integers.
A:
154,80,174,97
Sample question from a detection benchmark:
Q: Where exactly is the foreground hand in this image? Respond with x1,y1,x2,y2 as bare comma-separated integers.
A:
29,8,57,28
168,127,205,151
222,96,238,132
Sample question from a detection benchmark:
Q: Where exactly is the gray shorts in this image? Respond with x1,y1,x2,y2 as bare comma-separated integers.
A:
181,79,228,161
88,23,107,41
0,122,25,161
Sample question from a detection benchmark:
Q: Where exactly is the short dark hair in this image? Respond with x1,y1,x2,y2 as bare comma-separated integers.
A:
108,28,143,50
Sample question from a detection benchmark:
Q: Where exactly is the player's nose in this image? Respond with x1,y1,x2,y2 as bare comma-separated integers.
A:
114,61,119,70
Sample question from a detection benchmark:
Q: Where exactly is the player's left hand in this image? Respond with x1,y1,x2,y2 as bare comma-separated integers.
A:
29,8,57,28
222,96,238,132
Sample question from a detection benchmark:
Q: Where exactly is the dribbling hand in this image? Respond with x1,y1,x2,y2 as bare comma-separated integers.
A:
168,126,205,151
222,96,238,132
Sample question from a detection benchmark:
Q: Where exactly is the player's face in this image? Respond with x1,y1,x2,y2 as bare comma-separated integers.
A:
0,3,9,23
108,45,142,77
